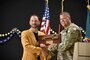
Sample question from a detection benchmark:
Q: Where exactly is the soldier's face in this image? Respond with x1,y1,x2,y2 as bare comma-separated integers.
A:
30,16,40,28
60,15,70,28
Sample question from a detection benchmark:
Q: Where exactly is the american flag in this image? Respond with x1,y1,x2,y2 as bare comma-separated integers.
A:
40,2,50,35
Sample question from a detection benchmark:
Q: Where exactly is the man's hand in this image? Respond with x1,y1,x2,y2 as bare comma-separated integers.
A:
40,43,49,57
40,43,46,48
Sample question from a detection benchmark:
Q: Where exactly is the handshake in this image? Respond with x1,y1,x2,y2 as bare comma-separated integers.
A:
40,43,56,57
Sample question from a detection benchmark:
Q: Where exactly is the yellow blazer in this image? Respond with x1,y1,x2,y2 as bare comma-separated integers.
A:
21,29,45,60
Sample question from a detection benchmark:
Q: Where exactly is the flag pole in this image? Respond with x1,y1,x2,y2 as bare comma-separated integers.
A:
45,0,48,5
61,0,64,13
87,0,90,10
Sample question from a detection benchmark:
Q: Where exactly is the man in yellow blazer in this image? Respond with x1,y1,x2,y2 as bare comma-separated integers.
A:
21,15,49,60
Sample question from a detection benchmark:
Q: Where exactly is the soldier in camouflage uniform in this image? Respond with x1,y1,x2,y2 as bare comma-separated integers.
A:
48,12,82,60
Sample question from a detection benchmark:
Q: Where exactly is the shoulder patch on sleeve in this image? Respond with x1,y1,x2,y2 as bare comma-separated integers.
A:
73,28,77,30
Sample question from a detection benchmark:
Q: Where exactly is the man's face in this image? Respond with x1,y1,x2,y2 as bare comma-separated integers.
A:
30,16,40,28
60,15,70,28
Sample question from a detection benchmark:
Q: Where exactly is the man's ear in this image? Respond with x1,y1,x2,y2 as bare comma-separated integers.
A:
38,21,40,25
29,20,31,25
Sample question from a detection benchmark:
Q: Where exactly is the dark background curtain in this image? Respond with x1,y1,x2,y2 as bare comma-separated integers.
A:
0,0,87,60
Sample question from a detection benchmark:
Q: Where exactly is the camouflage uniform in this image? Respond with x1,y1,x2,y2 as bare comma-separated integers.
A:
51,23,82,60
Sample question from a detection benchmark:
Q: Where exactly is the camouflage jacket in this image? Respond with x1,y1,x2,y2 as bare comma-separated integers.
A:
50,23,82,60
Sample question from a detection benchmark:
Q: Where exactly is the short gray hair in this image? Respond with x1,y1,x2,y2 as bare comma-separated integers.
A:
60,12,71,18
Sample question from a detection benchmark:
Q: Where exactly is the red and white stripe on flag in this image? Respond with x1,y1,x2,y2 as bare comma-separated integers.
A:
40,17,50,35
